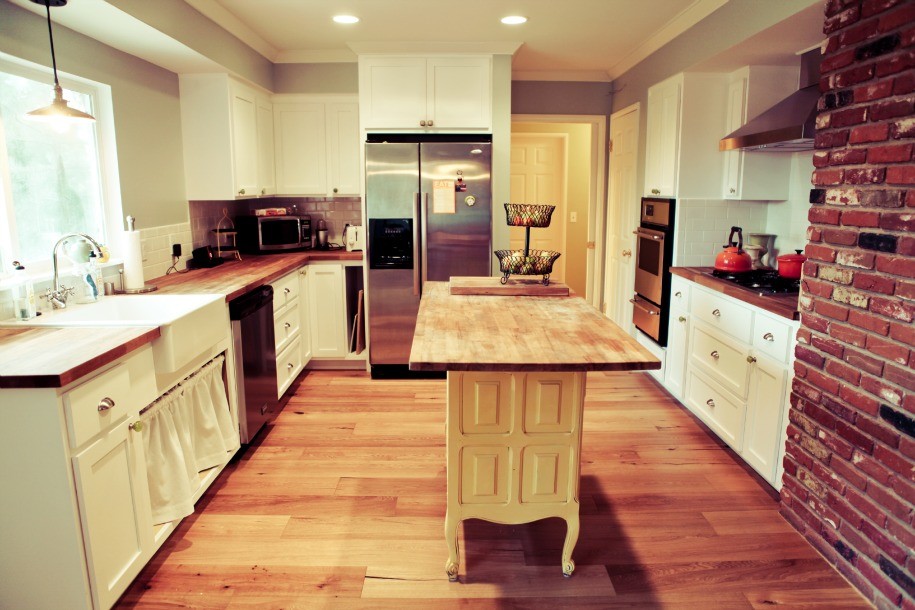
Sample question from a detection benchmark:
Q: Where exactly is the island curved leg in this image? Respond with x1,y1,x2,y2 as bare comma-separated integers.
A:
445,512,460,582
561,513,580,577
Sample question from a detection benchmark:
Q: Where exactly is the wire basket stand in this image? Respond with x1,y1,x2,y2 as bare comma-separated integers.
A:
494,203,561,285
212,208,241,261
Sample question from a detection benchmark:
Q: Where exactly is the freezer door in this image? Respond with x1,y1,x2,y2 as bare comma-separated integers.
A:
365,142,419,219
420,142,492,281
367,267,420,364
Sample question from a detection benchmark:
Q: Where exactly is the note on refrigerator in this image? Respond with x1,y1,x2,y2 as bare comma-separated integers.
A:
432,180,456,214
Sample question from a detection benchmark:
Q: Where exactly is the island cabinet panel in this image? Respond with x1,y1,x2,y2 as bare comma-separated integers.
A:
460,446,511,505
460,374,513,435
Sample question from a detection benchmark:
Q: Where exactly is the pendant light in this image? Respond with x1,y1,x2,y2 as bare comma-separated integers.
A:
26,0,95,122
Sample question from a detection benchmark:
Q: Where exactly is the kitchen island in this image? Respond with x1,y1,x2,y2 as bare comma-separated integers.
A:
409,281,660,580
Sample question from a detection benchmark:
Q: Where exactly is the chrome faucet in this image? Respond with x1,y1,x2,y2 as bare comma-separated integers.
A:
47,233,104,309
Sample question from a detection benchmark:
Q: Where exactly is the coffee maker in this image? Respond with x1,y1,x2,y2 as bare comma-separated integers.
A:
315,219,329,250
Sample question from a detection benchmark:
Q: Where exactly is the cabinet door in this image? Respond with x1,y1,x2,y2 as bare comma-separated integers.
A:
230,83,259,197
360,57,427,128
427,56,492,129
256,96,276,196
298,267,313,365
665,311,689,400
274,102,327,195
644,77,680,197
743,353,787,484
307,264,347,358
72,417,152,610
722,77,746,199
326,103,361,196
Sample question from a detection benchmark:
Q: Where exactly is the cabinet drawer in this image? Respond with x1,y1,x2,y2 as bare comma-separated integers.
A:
64,363,132,448
686,369,745,451
276,336,303,398
271,272,299,311
692,288,752,343
690,322,750,398
274,301,301,353
753,313,794,363
670,275,691,312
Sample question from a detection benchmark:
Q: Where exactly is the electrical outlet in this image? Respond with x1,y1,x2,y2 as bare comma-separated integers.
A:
570,212,578,223
172,243,182,257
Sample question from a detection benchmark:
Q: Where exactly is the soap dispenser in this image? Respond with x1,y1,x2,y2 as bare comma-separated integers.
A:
10,261,36,321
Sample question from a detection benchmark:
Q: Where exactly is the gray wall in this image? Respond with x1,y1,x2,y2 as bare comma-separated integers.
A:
512,81,613,116
0,1,188,228
274,63,358,94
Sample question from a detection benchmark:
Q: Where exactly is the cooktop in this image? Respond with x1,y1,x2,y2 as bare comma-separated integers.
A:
709,269,800,296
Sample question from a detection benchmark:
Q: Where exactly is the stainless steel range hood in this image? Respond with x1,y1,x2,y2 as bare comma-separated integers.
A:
719,49,821,152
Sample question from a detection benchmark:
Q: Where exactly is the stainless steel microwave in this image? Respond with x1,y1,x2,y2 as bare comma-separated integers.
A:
236,215,312,253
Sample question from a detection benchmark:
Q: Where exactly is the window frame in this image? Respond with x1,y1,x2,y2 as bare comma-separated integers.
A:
0,51,123,278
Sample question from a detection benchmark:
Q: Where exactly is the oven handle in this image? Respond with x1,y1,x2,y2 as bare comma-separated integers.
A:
629,297,660,315
634,227,666,241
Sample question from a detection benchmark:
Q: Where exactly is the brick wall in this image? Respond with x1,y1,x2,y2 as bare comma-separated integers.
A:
780,1,915,607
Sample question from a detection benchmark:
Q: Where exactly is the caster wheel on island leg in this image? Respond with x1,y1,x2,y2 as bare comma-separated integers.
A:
562,559,575,578
446,561,459,582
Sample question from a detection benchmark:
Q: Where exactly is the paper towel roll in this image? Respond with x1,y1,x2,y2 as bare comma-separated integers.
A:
121,230,145,290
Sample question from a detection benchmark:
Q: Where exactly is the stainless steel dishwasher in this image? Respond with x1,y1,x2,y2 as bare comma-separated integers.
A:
229,285,278,443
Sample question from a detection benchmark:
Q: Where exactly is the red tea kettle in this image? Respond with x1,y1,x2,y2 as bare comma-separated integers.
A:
714,226,753,273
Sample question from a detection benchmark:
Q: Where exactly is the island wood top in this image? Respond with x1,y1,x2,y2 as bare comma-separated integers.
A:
671,267,799,320
409,282,661,372
0,326,160,389
147,251,362,301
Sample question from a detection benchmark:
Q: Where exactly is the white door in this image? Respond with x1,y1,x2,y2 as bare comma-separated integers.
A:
509,133,567,283
603,104,640,329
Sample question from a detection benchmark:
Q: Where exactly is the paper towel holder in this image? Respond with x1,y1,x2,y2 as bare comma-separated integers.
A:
114,268,158,294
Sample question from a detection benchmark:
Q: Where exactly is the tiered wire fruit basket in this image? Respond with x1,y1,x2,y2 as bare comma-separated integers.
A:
494,203,561,285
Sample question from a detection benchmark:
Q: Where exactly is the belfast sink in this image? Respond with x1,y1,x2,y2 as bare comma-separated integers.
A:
2,294,228,373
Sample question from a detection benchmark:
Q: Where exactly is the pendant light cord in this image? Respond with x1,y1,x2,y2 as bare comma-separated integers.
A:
43,0,60,87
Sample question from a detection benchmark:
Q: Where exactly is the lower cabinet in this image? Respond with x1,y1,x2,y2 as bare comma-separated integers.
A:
743,352,788,479
665,275,691,400
306,263,348,358
271,269,305,398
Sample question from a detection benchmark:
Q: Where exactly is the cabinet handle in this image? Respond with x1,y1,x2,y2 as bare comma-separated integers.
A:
622,249,632,257
97,397,115,412
747,356,757,364
284,322,292,329
261,188,266,195
284,287,291,294
287,362,294,370
678,316,686,323
129,421,144,432
675,291,682,297
712,308,721,317
420,120,426,127
710,350,720,359
763,332,774,341
651,188,660,195
238,188,246,195
706,399,715,408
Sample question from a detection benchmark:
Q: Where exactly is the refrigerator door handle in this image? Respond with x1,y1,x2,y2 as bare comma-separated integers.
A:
421,193,429,285
412,193,422,296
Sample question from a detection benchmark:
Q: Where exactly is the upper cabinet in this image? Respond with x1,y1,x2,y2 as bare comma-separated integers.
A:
359,56,492,131
273,95,361,197
643,73,727,199
180,74,275,200
722,66,798,201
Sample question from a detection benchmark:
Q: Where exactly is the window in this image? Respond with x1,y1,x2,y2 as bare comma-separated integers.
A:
0,56,120,275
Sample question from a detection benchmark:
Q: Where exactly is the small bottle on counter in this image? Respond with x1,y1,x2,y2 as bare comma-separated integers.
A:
9,261,36,321
74,252,103,304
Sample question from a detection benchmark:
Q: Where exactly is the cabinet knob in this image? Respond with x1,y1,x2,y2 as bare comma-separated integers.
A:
763,332,774,341
712,308,721,317
299,269,307,276
333,187,338,194
729,187,736,194
675,291,682,298
710,350,720,360
284,287,291,294
420,120,426,127
706,399,716,408
651,188,660,195
427,120,433,127
97,397,115,412
678,316,686,323
129,421,144,432
261,188,266,195
238,188,246,195
284,322,292,329
622,249,632,257
287,362,295,370
747,356,757,364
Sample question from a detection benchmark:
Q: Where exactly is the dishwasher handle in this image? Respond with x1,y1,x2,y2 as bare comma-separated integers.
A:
229,285,274,320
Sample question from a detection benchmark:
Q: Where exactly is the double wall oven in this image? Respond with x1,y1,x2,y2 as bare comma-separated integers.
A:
632,197,675,346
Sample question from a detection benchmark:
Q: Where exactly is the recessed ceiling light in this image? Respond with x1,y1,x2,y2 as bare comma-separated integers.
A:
501,15,527,25
333,15,359,24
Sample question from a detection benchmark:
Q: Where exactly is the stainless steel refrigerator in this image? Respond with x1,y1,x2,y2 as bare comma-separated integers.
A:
365,139,492,372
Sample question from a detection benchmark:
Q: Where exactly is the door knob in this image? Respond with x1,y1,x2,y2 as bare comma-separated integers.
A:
747,356,757,364
622,249,632,257
678,316,686,323
129,421,144,432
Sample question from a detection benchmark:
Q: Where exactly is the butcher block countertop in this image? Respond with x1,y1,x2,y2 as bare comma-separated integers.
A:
409,282,661,372
671,267,800,321
0,326,160,389
148,250,363,301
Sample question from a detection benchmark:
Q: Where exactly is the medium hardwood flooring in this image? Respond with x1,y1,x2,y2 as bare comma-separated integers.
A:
116,370,871,609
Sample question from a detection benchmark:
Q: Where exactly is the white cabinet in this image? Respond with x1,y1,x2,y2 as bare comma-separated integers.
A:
179,74,275,199
722,66,797,200
306,263,348,358
664,275,691,400
644,73,727,198
272,269,305,397
273,96,361,196
743,352,788,478
298,268,313,364
359,55,492,130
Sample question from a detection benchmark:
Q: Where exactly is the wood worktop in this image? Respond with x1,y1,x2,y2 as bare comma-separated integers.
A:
670,267,800,320
147,250,363,301
409,282,661,372
0,326,160,389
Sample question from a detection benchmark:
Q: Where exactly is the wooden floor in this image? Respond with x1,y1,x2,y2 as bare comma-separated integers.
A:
116,370,871,609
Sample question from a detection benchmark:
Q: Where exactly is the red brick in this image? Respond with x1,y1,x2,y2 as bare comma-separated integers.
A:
854,450,895,484
870,295,915,321
818,298,852,321
821,428,857,460
878,52,915,78
823,48,858,74
845,347,886,376
807,401,841,430
846,167,887,184
894,70,915,94
826,5,862,35
834,106,871,127
808,243,839,263
862,521,909,568
827,358,864,384
890,320,915,350
817,129,852,149
877,254,915,279
879,2,915,34
856,79,895,101
880,211,915,231
808,225,823,242
841,210,881,227
851,122,890,143
796,344,828,368
867,333,911,364
887,515,915,552
837,249,877,269
849,308,892,334
815,168,846,186
829,490,866,527
811,206,843,224
868,143,914,164
892,117,915,139
858,415,902,449
863,0,905,19
862,188,904,207
874,444,915,481
831,147,869,165
862,374,905,406
858,558,904,606
839,383,882,416
884,362,915,391
867,481,912,522
803,278,837,299
871,97,915,120
831,455,870,490
814,150,831,168
823,228,861,246
803,312,832,333
835,63,877,88
854,272,897,294
887,165,915,185
898,237,915,257
897,279,915,299
812,335,846,358
891,475,915,505
808,367,844,396
831,322,869,347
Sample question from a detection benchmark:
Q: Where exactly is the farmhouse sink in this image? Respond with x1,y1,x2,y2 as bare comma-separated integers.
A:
3,294,228,373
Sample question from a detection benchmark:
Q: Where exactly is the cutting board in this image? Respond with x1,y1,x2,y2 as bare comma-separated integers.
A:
449,276,570,296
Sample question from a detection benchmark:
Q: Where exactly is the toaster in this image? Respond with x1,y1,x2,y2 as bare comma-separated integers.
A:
343,225,365,252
